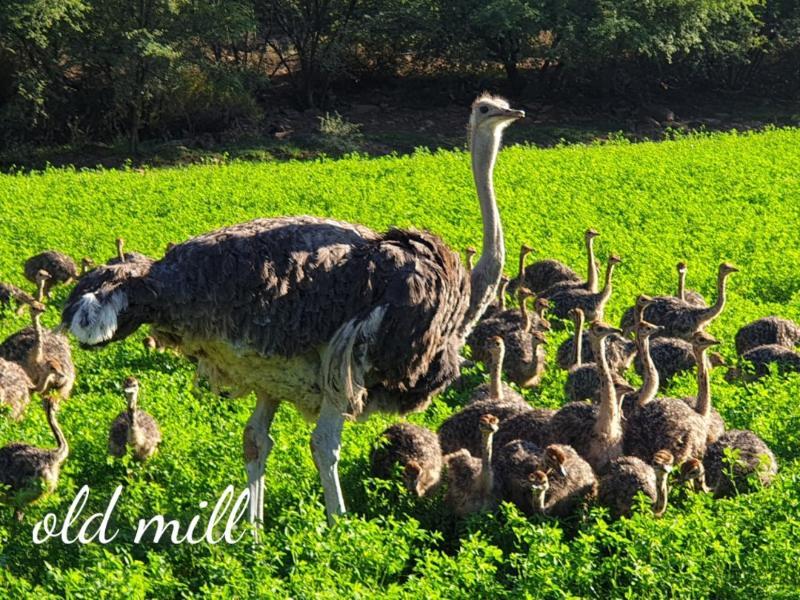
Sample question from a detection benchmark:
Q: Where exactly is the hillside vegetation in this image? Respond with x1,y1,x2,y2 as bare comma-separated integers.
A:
0,128,799,597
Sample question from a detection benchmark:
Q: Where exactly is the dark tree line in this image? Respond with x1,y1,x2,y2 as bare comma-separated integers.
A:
1,0,798,150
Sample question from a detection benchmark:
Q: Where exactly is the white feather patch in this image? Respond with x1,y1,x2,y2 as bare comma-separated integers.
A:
320,305,386,418
69,291,128,345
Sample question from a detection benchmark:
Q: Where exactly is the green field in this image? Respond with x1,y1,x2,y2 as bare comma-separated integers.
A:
1,128,800,598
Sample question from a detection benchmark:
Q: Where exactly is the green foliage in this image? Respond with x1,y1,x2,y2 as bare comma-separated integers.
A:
0,129,799,596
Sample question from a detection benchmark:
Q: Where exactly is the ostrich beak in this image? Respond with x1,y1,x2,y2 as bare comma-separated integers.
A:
503,108,525,120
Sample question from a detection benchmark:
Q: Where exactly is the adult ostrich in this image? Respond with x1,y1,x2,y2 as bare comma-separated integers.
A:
61,94,524,525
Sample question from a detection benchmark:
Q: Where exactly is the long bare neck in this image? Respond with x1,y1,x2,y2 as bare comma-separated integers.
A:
489,348,504,399
677,270,687,301
636,334,659,406
127,391,138,429
572,314,584,367
479,429,495,498
33,312,44,364
497,280,508,310
592,335,621,440
698,271,729,326
520,297,530,332
532,488,546,512
36,278,46,302
46,405,69,465
597,263,616,309
117,241,125,262
461,129,505,337
694,348,711,420
586,237,598,292
517,251,527,281
654,472,669,516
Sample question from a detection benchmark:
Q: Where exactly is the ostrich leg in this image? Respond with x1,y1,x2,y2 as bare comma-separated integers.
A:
311,400,347,523
243,393,280,529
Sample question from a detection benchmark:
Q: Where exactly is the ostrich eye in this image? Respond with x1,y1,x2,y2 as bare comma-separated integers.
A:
479,106,489,114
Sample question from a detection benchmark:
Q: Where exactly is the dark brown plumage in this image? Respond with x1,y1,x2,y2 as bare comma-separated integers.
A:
556,332,636,374
734,317,800,355
730,344,800,380
0,395,68,520
634,337,726,384
443,414,499,515
439,395,531,458
703,430,777,497
621,263,738,340
597,450,673,519
493,442,595,517
509,259,579,295
537,229,602,296
108,377,162,461
543,256,621,321
623,397,708,466
24,252,77,298
0,358,35,420
492,407,554,450
62,94,525,523
0,305,75,399
370,421,442,497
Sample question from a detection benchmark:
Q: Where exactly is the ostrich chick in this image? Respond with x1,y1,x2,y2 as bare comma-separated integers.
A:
0,299,75,398
634,337,726,384
0,395,69,520
108,377,162,461
370,422,442,497
598,450,674,519
24,251,78,299
727,344,800,381
703,430,777,497
494,441,595,516
444,414,499,515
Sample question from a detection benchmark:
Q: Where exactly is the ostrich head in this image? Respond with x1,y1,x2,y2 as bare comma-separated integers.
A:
589,320,622,341
528,470,549,511
469,94,525,138
62,257,154,348
403,460,439,498
488,335,505,362
652,450,674,476
585,228,599,240
143,336,157,351
123,376,139,409
543,445,568,477
531,330,548,347
635,319,662,340
677,261,688,273
719,262,739,276
679,457,707,492
478,413,499,435
690,331,720,352
40,359,69,391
